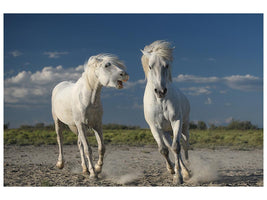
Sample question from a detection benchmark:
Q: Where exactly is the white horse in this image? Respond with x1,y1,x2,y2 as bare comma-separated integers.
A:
51,54,129,178
141,40,190,184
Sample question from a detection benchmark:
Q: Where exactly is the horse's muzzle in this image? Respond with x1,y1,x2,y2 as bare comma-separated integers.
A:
155,88,167,98
116,72,129,89
122,72,129,82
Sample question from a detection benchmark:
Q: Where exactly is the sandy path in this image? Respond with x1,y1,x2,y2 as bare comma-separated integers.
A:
4,145,263,186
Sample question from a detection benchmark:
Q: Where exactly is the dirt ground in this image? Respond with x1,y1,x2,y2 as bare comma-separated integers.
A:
4,145,263,186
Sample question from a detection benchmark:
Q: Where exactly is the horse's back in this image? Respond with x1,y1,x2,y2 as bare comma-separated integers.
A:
52,81,74,96
52,81,75,125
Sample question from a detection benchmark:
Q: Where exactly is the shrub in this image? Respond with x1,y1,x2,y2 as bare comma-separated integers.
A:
227,119,258,130
197,121,207,130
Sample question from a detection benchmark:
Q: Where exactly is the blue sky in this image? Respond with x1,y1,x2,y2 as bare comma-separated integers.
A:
4,14,263,128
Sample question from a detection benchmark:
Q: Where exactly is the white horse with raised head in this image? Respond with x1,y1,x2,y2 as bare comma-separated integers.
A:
52,54,129,178
141,40,190,184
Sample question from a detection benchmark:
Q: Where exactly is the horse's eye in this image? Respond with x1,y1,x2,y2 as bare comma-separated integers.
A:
149,65,152,70
105,62,111,68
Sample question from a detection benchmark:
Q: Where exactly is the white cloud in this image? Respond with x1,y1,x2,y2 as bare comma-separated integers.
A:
10,50,22,57
174,74,219,83
44,51,69,58
174,74,262,92
207,57,216,62
124,79,146,89
181,86,211,96
5,71,31,84
5,68,263,107
219,90,228,94
132,102,143,109
223,74,263,91
4,65,84,105
205,97,212,104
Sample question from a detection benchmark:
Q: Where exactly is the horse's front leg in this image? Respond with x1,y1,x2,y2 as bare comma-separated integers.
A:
76,123,97,178
68,125,88,173
92,127,105,174
150,126,174,174
162,131,175,174
171,120,185,184
77,137,88,174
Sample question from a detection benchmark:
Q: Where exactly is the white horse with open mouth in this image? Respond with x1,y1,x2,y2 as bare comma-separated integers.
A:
141,40,190,184
51,54,129,178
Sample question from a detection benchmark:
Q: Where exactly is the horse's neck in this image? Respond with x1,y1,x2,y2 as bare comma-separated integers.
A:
81,71,102,105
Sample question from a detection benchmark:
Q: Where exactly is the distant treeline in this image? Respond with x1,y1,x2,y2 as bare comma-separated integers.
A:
189,119,259,130
4,119,260,131
4,122,140,131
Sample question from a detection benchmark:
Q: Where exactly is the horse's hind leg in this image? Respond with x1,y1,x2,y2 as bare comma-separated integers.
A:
182,122,189,160
180,122,191,180
55,118,64,169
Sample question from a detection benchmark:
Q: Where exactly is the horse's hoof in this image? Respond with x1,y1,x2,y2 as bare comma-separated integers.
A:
173,175,183,185
89,173,98,180
56,161,64,169
167,167,175,175
182,168,191,180
82,168,89,174
95,164,102,174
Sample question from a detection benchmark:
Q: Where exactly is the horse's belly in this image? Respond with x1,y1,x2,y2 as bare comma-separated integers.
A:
54,100,75,125
52,83,75,125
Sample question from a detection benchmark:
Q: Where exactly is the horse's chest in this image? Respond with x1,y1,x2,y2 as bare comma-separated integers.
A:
149,103,171,129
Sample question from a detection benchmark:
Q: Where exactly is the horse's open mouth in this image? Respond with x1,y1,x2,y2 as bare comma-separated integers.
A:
117,75,129,89
117,80,123,89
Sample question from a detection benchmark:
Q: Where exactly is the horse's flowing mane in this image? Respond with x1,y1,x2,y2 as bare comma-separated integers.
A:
141,40,174,79
86,54,126,70
143,40,174,61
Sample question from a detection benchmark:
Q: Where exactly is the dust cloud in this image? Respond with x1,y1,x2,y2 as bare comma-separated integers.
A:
101,150,143,185
187,153,219,184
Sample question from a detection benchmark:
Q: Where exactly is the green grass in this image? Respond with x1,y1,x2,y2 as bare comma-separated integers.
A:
4,128,263,149
190,129,263,149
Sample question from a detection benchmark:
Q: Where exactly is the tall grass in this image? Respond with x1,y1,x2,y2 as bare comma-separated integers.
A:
4,128,263,149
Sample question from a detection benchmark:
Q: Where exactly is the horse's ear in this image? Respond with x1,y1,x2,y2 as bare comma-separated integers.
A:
140,49,151,57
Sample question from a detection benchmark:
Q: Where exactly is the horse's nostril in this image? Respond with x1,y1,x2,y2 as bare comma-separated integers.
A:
120,73,123,76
